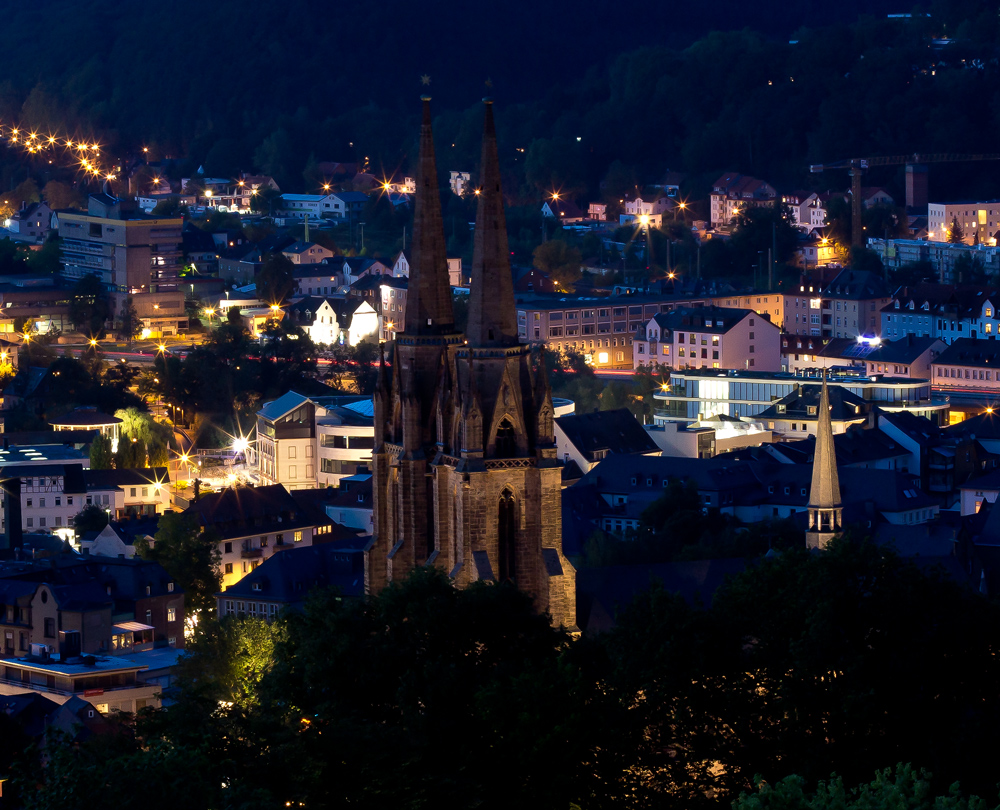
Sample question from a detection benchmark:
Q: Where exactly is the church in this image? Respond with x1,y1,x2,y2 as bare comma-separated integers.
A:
370,96,577,629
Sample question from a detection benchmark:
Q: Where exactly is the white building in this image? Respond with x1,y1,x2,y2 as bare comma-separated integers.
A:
256,393,374,490
449,171,471,196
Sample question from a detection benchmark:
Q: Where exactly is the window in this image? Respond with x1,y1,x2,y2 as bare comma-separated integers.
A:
26,518,32,527
55,497,61,507
130,488,137,497
67,496,72,506
224,542,233,554
167,607,176,622
294,531,303,543
39,498,45,508
225,563,233,574
288,446,297,459
39,517,45,527
167,582,174,592
44,618,55,638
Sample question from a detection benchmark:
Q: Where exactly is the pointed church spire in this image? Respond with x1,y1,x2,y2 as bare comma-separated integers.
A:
405,96,455,336
467,98,518,347
809,370,842,509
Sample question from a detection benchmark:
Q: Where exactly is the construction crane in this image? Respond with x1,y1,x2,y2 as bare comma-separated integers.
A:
809,153,1000,247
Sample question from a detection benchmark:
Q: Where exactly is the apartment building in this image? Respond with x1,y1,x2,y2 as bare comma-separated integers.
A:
868,238,1000,285
880,285,1000,344
181,484,335,590
56,194,185,327
634,306,781,372
516,292,715,369
709,292,793,332
256,392,373,490
710,172,777,229
928,200,1000,246
783,269,891,339
931,338,1000,390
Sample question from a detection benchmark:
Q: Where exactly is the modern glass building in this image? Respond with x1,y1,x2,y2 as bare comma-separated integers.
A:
654,367,949,425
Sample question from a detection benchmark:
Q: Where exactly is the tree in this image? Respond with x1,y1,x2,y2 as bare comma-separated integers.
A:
256,251,296,304
42,180,83,210
25,238,62,275
135,511,221,617
68,274,111,337
532,239,582,291
948,216,965,244
848,245,883,274
175,615,283,709
115,407,172,468
150,195,182,217
89,433,114,469
734,765,994,810
117,295,141,343
73,503,109,536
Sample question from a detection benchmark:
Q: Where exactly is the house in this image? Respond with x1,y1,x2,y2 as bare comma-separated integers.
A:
391,249,411,278
180,484,336,590
449,171,471,196
928,200,1000,246
281,241,335,266
216,540,368,621
541,197,585,223
182,224,219,273
256,392,375,489
554,408,661,474
780,334,828,372
633,306,781,372
323,474,374,534
882,285,1000,344
3,201,54,244
958,468,1000,516
755,384,873,439
710,172,777,229
931,337,1000,389
785,334,945,378
588,203,607,221
816,269,892,338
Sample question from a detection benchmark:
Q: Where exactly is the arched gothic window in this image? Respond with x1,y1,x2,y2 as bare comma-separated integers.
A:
495,418,516,458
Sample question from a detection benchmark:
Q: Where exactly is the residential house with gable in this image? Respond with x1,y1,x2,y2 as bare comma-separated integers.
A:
181,484,337,590
710,172,777,229
633,305,781,372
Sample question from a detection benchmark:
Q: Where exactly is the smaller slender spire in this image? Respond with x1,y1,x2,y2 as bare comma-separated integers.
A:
809,370,842,509
405,96,455,336
467,98,518,347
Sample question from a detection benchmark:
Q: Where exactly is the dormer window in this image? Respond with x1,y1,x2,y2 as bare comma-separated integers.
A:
894,300,900,309
808,406,817,415
987,307,993,318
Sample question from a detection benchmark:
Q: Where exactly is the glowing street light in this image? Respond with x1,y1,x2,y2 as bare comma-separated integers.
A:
232,436,250,454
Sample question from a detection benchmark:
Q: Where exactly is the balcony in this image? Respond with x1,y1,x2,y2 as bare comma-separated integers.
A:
241,546,263,559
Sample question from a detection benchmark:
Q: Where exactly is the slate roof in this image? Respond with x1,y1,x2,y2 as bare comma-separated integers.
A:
82,467,170,491
756,385,872,423
933,337,1000,369
217,541,366,603
774,425,910,466
49,408,121,428
821,269,891,300
863,336,943,365
555,408,659,461
184,484,321,540
649,305,761,335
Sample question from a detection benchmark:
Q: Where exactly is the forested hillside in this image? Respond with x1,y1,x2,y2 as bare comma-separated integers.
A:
0,0,998,205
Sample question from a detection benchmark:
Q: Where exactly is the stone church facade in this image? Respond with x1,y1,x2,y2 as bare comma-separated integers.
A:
371,97,576,629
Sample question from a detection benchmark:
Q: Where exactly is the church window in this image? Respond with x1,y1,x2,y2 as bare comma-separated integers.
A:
497,490,517,583
494,419,516,458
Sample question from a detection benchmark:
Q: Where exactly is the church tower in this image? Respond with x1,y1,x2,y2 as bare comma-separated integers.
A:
805,370,843,550
372,98,576,629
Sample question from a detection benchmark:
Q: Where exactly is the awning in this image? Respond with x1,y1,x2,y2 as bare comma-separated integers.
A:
113,621,155,634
